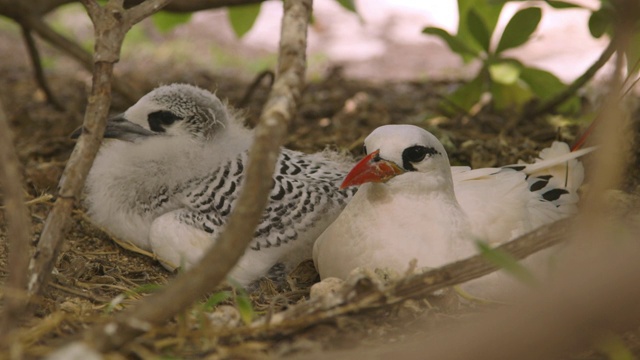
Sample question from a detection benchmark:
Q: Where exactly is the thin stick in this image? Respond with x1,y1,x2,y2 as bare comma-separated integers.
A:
241,217,570,337
81,0,313,351
299,235,640,360
27,0,170,302
0,101,33,346
19,23,64,111
19,13,139,103
125,0,265,12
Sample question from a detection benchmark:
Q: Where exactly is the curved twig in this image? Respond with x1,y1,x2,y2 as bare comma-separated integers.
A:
19,13,140,103
238,69,275,108
527,39,616,117
20,24,64,111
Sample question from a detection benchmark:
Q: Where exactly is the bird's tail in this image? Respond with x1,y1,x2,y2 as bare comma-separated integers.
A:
520,142,594,210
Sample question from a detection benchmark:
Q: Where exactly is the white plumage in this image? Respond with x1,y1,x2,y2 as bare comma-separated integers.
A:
80,84,354,286
313,125,592,293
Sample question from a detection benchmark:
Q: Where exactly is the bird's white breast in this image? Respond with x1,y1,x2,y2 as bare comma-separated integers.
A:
314,177,474,279
84,132,251,250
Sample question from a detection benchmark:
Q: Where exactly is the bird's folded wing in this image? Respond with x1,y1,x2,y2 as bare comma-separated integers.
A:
454,170,535,244
452,142,592,244
277,149,353,182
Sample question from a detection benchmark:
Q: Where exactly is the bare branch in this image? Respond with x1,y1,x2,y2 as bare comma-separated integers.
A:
28,61,116,298
527,39,616,117
0,100,33,347
79,0,102,22
21,14,93,69
0,0,76,17
299,232,640,360
27,0,170,301
20,24,64,111
20,13,140,103
81,0,313,352
125,0,265,12
244,217,570,336
128,0,179,24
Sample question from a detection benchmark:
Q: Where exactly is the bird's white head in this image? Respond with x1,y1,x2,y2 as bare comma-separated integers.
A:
73,84,234,142
341,125,450,188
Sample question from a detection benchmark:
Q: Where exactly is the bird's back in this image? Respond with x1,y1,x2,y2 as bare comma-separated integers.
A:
453,142,590,244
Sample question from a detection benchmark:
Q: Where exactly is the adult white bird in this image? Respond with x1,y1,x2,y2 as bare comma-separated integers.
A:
76,84,355,286
313,125,593,290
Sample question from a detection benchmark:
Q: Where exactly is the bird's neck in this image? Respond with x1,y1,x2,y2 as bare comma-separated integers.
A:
387,170,456,197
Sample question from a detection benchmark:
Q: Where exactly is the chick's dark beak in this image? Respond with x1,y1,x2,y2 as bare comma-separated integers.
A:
70,114,156,142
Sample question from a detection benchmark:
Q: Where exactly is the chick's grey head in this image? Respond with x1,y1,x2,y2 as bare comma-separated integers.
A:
106,84,230,142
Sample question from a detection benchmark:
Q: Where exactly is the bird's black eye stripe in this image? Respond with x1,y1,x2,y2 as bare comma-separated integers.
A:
402,145,439,171
148,110,181,132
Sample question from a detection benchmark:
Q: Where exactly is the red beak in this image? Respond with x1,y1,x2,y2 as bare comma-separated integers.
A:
340,150,405,189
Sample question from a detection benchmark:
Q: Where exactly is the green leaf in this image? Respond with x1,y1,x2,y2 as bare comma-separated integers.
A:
490,80,534,111
127,283,164,296
467,9,491,52
458,0,504,37
235,291,255,325
202,291,232,311
457,0,504,61
443,74,485,114
495,7,542,53
588,8,610,38
545,0,583,9
422,27,478,57
520,66,580,114
228,3,262,38
225,278,255,325
335,0,357,13
519,66,565,99
489,61,522,84
151,12,192,33
476,241,538,285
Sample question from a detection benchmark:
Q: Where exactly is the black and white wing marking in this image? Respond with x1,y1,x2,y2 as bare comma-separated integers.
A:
174,154,245,236
252,149,356,250
175,149,355,250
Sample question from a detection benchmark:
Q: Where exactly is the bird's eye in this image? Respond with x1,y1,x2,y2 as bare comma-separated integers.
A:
148,110,181,132
401,145,440,170
403,146,429,163
363,145,368,155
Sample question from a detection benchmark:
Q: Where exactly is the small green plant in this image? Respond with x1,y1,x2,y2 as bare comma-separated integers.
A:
225,278,256,325
423,0,580,114
234,288,255,325
476,240,538,286
201,290,233,312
